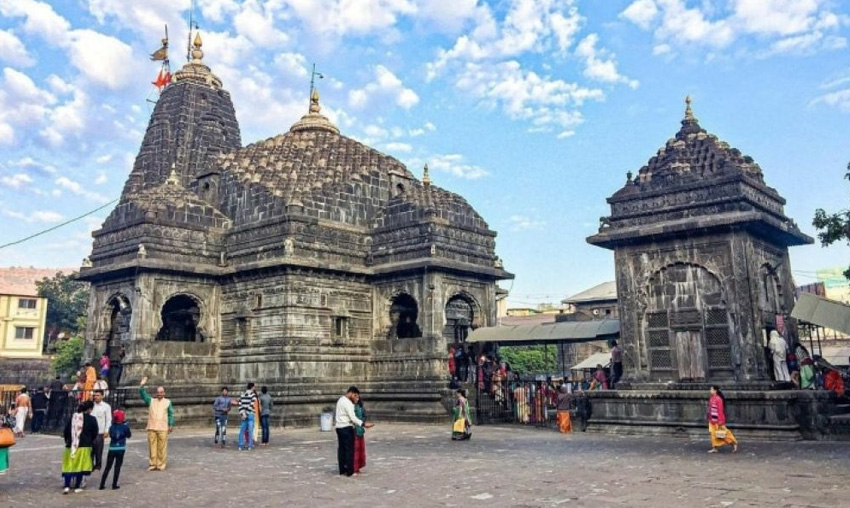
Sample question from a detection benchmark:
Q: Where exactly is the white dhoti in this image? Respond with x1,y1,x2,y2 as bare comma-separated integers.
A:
14,407,28,433
773,357,791,382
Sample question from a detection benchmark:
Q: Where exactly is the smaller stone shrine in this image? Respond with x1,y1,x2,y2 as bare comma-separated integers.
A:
585,98,832,440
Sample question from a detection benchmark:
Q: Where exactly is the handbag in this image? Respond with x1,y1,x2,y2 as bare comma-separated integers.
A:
0,427,15,448
715,427,727,439
452,419,466,433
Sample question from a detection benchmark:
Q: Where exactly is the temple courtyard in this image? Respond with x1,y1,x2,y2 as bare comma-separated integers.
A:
1,423,849,507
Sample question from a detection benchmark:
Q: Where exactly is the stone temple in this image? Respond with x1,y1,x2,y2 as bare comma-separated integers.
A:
585,99,829,439
78,35,511,424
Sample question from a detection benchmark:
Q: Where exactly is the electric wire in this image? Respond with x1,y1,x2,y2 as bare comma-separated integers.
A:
0,198,118,250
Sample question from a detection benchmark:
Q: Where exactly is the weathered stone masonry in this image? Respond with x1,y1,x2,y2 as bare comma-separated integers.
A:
79,37,511,425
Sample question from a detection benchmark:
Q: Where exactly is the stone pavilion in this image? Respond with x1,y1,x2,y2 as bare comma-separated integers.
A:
585,99,829,439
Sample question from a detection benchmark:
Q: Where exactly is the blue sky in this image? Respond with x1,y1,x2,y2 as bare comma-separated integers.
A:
0,0,849,307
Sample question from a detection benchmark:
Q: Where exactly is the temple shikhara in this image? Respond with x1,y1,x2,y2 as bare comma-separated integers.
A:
79,34,511,424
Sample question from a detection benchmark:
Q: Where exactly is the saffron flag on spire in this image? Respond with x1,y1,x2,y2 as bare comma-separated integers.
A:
152,68,172,90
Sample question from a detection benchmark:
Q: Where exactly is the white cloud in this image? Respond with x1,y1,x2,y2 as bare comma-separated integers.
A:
9,156,56,176
0,67,56,144
621,0,658,30
0,29,34,66
96,154,113,164
455,60,602,132
283,0,417,37
622,0,847,56
2,1,138,89
575,34,639,88
55,176,111,203
348,65,419,110
811,89,850,113
0,173,34,188
427,0,584,79
40,84,88,146
416,0,478,32
509,214,546,231
274,52,308,78
2,209,63,223
423,153,489,180
383,142,412,153
95,172,107,185
233,0,289,47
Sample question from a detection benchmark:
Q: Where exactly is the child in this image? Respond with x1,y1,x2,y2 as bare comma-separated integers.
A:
99,409,131,490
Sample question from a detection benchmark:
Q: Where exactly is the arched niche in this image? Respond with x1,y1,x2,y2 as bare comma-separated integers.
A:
444,294,476,344
156,294,203,342
388,293,422,339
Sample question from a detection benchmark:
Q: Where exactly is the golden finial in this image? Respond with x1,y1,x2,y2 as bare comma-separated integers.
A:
309,88,321,114
423,163,431,187
191,32,204,62
684,95,694,120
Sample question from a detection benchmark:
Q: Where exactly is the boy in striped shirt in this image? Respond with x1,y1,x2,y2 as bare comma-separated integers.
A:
238,383,258,451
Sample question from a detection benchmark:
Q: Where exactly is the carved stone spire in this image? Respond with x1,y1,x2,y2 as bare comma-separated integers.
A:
678,95,703,137
289,87,340,134
423,163,431,188
172,31,222,89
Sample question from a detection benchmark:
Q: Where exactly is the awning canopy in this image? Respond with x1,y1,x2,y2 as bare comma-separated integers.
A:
466,319,619,345
791,293,850,336
570,352,612,371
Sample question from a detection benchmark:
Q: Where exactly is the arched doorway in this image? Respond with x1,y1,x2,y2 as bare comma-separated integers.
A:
444,295,474,344
106,295,131,385
389,294,422,339
643,263,733,381
156,294,202,342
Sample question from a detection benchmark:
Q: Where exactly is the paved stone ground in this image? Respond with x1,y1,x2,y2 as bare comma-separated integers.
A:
1,423,849,508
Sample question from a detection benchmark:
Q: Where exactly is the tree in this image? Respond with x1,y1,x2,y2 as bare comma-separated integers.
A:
52,336,84,377
36,271,90,336
813,163,850,279
499,346,558,375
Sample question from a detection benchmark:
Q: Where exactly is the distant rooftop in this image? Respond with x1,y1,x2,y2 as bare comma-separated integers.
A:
0,267,77,296
562,281,617,305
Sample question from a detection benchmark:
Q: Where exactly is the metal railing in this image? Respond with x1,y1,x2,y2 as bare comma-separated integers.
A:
1,388,130,435
474,380,591,430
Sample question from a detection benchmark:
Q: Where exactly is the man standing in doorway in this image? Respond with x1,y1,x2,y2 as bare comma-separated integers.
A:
610,340,623,389
335,386,363,477
238,383,258,451
139,377,174,471
91,389,112,471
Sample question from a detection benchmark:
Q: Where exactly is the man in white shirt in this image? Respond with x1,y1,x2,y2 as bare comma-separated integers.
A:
335,386,363,477
91,390,112,471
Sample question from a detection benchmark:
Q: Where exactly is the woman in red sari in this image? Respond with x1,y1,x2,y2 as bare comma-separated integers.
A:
353,398,374,474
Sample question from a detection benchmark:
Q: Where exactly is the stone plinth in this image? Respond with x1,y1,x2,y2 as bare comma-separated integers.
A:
585,389,837,441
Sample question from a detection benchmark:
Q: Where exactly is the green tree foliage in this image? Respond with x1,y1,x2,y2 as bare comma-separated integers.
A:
499,346,558,375
36,271,89,335
52,336,84,376
813,163,850,279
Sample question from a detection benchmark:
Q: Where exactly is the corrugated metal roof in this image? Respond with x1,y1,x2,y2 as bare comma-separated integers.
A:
571,352,612,371
562,281,617,304
466,319,619,344
791,293,850,336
